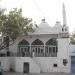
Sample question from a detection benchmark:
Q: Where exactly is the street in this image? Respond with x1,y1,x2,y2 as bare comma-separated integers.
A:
3,72,75,75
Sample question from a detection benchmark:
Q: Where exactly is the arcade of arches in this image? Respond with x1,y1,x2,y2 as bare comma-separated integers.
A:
18,39,58,57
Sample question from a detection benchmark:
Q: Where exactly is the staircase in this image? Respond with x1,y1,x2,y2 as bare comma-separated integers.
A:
31,56,42,73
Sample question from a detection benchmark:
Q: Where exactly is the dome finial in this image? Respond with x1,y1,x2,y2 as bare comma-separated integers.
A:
41,18,45,22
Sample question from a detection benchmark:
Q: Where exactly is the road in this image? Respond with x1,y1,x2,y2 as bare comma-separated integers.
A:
3,72,75,75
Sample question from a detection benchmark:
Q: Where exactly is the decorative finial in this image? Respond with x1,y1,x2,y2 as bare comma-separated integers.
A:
56,21,60,24
34,21,38,28
42,18,45,22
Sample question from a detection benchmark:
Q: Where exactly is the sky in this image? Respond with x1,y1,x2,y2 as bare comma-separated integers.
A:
0,0,75,33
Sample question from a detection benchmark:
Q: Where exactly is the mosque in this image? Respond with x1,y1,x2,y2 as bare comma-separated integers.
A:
0,4,70,73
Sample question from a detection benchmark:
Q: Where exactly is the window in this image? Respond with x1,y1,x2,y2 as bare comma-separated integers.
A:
35,48,37,53
53,47,55,52
49,48,51,53
65,28,67,31
24,48,26,52
38,48,40,54
63,59,68,66
41,49,43,53
21,48,23,50
49,50,51,53
45,38,57,57
46,38,57,45
31,39,44,45
62,28,64,31
31,39,44,57
18,39,30,57
18,39,29,45
53,64,57,67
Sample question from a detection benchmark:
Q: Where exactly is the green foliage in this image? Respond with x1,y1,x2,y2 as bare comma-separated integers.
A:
0,8,7,31
0,8,34,41
70,30,75,44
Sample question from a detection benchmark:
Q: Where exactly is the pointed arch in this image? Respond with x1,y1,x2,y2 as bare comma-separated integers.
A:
45,38,58,57
46,38,57,45
31,39,44,45
18,39,29,45
18,39,30,57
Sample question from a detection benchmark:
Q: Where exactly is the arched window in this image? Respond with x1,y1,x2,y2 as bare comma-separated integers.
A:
45,38,57,57
65,28,67,31
18,39,30,57
31,39,44,45
62,28,64,31
18,39,29,45
46,38,57,45
31,39,44,57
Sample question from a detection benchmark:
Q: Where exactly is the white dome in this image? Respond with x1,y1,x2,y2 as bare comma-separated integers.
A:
39,22,50,29
38,19,50,29
54,21,62,27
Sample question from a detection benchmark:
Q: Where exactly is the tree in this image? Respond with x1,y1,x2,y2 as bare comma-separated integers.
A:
70,30,75,44
0,8,34,51
0,8,7,33
0,8,34,41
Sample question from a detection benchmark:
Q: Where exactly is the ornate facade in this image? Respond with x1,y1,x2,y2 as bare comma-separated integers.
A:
0,3,70,73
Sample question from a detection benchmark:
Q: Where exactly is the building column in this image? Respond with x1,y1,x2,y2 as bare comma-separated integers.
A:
44,45,45,56
30,45,31,57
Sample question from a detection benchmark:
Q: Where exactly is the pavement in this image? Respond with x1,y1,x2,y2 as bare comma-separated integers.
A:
3,72,75,75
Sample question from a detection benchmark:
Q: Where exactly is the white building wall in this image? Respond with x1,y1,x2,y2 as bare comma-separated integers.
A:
0,57,16,72
15,57,60,73
15,57,40,73
10,57,16,72
0,35,70,73
15,57,70,73
34,57,60,72
57,38,70,73
7,35,70,73
0,57,11,71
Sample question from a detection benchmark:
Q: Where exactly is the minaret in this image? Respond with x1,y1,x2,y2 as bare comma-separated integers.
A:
62,3,66,26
